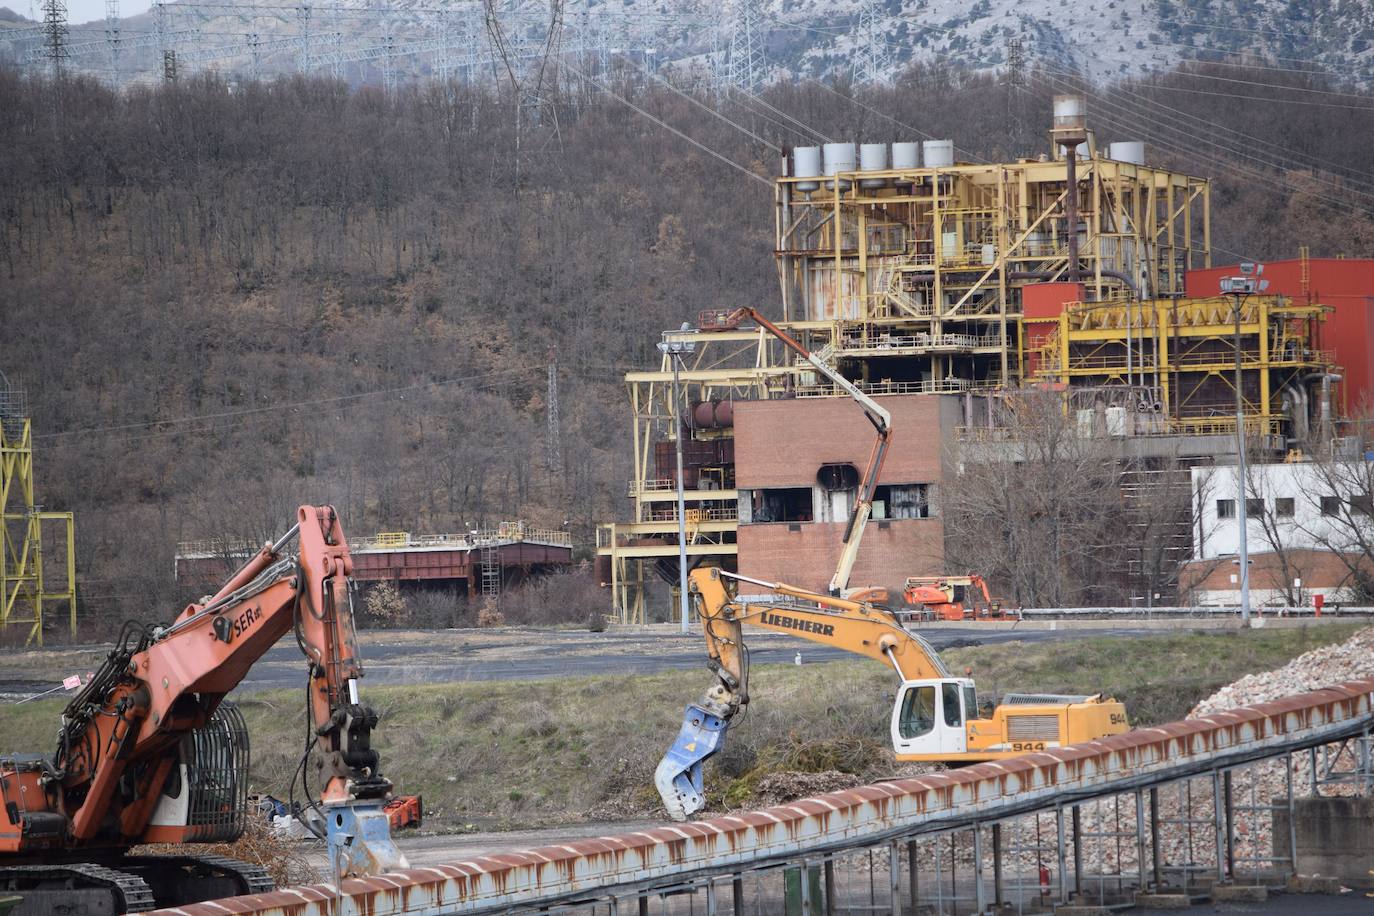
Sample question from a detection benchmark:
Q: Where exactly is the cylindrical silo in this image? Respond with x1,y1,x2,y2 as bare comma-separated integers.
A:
922,139,954,168
1108,141,1145,165
858,143,889,188
822,142,857,190
793,146,822,192
891,141,920,169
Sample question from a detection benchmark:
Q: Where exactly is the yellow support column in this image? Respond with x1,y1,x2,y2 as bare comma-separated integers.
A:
1,412,77,646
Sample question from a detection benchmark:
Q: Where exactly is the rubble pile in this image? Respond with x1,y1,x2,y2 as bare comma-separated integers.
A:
1190,626,1374,717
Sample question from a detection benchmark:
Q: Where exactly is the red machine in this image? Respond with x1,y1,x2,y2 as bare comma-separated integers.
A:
903,575,1012,621
0,506,407,914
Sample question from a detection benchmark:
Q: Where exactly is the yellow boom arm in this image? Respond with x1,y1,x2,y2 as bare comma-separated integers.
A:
654,566,950,819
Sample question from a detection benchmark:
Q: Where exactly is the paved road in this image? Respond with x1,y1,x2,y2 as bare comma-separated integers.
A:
232,623,1158,693
0,624,1165,702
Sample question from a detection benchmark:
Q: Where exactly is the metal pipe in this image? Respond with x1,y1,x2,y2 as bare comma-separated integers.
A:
1212,770,1227,884
1065,145,1079,282
671,354,690,633
1071,805,1083,900
1223,770,1235,879
1057,807,1069,904
992,823,1004,908
888,842,901,916
906,840,918,915
1150,787,1162,889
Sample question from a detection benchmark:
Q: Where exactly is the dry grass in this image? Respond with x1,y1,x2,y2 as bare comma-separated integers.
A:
136,818,319,887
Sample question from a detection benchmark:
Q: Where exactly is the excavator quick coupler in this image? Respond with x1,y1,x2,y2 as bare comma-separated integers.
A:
325,799,410,878
653,703,729,822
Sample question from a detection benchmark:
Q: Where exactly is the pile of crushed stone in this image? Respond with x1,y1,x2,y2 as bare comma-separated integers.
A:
1190,626,1374,717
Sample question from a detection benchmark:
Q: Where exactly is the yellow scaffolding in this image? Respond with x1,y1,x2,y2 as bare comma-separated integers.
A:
774,138,1211,388
1027,295,1335,438
1,413,77,645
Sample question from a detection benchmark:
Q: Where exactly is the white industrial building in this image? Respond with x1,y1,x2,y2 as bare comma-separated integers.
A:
1184,461,1374,607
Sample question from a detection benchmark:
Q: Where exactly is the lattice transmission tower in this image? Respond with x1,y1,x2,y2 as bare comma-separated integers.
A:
853,0,890,85
1004,36,1026,154
723,0,765,91
40,0,68,77
104,0,120,84
545,354,561,475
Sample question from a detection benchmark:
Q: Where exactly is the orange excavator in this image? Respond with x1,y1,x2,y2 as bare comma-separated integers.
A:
903,575,1014,621
0,506,406,914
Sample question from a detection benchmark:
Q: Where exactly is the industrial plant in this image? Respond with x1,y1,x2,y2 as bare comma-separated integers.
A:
596,97,1372,622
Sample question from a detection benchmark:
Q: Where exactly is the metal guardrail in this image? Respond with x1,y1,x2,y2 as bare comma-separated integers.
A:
160,679,1374,916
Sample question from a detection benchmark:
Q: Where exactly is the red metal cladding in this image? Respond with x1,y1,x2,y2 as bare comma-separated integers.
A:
150,679,1374,916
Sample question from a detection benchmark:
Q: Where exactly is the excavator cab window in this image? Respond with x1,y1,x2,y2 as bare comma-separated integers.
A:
896,685,936,739
942,682,963,727
963,685,978,721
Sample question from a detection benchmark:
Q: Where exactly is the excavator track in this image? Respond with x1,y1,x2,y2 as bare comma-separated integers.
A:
0,862,157,916
115,854,275,907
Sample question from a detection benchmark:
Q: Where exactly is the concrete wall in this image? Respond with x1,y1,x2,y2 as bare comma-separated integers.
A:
1273,795,1374,889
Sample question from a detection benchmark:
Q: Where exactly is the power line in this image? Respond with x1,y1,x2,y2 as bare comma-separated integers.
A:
568,64,773,188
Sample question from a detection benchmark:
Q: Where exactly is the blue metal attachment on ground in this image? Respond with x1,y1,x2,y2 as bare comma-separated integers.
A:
654,703,729,821
325,800,410,878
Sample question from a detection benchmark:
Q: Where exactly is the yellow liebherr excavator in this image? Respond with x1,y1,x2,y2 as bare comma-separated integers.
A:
654,567,1130,821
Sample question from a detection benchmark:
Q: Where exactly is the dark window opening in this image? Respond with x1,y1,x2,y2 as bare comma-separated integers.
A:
876,484,931,519
751,488,813,524
1217,499,1235,519
1321,496,1342,517
1246,498,1263,516
1275,497,1295,517
1352,494,1374,516
817,463,860,491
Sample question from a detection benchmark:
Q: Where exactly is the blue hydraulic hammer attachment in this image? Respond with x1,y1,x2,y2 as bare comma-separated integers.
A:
654,703,731,821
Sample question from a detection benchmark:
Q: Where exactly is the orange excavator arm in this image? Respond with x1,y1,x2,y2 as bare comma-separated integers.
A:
46,506,405,877
655,566,950,820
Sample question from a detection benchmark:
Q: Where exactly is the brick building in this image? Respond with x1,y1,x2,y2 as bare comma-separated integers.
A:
732,395,958,594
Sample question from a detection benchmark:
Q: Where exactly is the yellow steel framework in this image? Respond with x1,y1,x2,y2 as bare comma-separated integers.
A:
1,412,77,645
1027,295,1334,438
597,320,870,623
774,137,1210,389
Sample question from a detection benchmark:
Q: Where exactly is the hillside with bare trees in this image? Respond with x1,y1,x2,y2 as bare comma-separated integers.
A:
2,59,1372,624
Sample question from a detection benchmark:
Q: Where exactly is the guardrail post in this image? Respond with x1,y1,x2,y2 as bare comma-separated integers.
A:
991,823,1004,909
906,840,918,914
972,825,987,914
1056,806,1069,904
1212,770,1227,884
1286,753,1298,877
1134,790,1148,892
1150,786,1162,889
609,896,619,916
1071,804,1082,900
888,841,901,916
1222,770,1235,879
706,879,718,916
